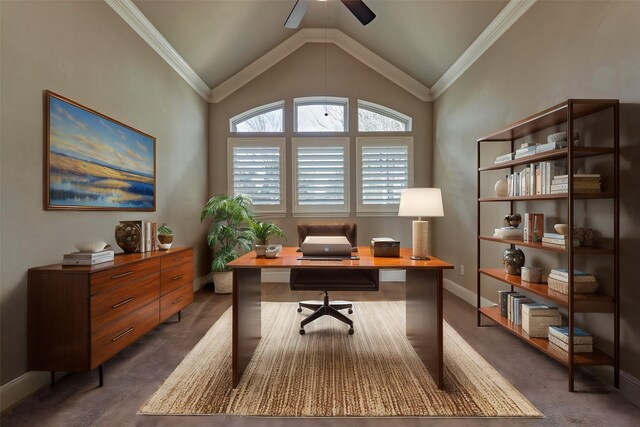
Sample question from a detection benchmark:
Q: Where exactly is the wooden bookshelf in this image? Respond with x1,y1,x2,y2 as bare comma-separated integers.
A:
479,268,614,312
479,307,614,367
476,99,620,391
478,236,615,254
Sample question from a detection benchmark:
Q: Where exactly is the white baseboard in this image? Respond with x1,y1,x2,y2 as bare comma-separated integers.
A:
443,278,494,307
0,371,50,412
261,268,406,283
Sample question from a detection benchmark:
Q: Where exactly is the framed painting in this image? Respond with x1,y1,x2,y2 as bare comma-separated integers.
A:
44,91,156,211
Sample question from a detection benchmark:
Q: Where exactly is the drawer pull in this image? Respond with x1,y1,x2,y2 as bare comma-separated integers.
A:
111,297,134,309
171,297,184,305
172,274,183,281
111,271,134,280
173,256,184,261
111,327,134,342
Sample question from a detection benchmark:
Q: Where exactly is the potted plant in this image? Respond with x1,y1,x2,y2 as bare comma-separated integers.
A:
157,223,174,250
249,220,287,257
200,194,254,293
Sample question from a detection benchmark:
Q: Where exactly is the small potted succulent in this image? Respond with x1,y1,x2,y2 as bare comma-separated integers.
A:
249,220,286,258
157,223,174,250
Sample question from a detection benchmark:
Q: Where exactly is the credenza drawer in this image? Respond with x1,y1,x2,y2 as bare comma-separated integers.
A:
90,300,159,368
160,283,194,322
91,258,160,295
161,249,193,271
90,272,160,332
160,262,193,295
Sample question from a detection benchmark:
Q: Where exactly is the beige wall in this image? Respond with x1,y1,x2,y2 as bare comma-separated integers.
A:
0,1,209,384
433,1,640,381
209,43,432,246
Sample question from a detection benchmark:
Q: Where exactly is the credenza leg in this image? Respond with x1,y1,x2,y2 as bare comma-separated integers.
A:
50,371,56,387
98,365,104,387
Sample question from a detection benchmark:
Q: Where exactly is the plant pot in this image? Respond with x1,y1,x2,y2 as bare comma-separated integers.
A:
213,271,233,294
158,234,173,250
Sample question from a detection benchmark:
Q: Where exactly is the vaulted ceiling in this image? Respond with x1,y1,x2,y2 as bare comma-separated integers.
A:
134,0,507,90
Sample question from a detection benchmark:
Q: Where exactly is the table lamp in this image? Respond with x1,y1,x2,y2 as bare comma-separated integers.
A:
398,188,444,260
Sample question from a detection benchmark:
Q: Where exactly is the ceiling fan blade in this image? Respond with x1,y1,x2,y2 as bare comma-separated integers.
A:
340,0,376,26
284,0,311,29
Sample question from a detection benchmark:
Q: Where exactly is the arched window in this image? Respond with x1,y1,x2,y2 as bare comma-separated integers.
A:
230,101,284,132
294,97,349,132
357,100,412,132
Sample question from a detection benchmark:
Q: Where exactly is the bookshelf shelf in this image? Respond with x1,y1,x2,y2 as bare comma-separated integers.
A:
478,307,614,367
476,99,619,392
479,147,615,172
478,236,615,254
479,268,614,312
478,192,615,202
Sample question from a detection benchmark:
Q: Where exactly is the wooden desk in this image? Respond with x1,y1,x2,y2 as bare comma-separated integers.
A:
227,246,453,389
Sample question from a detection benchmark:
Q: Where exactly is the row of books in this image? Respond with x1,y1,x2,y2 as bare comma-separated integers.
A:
550,174,601,194
504,162,566,197
547,268,599,294
523,213,544,242
62,248,114,266
499,290,534,326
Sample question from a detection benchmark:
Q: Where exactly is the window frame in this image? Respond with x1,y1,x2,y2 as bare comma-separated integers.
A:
357,100,412,132
293,96,349,133
356,136,414,216
291,137,351,217
229,100,285,133
227,137,286,216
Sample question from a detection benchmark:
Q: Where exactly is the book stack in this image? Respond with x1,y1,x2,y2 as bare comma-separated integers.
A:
548,326,593,353
522,303,562,338
541,232,580,249
494,152,514,164
547,268,599,294
506,162,566,197
493,226,523,239
550,174,601,194
535,141,566,154
523,213,544,242
62,249,115,265
514,144,539,159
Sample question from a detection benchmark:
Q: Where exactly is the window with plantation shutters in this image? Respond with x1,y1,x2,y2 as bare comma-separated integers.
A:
292,138,350,216
356,137,413,214
227,138,286,215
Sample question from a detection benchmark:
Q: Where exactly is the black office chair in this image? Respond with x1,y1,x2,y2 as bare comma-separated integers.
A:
290,223,379,335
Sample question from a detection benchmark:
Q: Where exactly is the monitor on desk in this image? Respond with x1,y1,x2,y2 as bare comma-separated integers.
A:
300,235,352,257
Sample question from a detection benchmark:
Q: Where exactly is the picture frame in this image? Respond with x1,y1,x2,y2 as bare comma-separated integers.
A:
44,90,156,211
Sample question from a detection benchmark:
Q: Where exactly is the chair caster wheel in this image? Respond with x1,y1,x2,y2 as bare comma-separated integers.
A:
297,307,302,313
348,309,353,314
299,329,305,335
348,328,354,335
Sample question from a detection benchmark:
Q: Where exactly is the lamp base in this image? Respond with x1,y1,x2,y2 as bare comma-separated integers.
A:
411,220,430,260
410,255,431,260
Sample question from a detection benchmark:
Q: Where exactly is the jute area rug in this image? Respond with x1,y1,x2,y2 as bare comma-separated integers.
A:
140,301,542,417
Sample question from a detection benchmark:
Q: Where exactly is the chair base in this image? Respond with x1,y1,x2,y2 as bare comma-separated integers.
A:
297,292,354,335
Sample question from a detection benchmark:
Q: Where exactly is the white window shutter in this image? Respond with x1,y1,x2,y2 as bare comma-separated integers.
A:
361,145,409,205
297,146,346,206
232,146,281,205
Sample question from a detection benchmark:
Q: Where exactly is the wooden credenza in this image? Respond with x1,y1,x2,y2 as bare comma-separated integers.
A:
27,247,194,386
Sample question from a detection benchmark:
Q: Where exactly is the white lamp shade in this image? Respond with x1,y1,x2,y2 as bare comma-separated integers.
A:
398,188,444,218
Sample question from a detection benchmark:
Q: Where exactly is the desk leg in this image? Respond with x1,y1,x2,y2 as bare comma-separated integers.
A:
406,269,443,389
232,268,261,388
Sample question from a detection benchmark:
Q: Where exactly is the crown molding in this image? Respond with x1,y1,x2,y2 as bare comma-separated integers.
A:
431,0,537,99
105,0,211,101
211,28,432,103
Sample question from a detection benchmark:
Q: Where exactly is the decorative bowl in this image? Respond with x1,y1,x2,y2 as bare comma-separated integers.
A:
554,223,569,235
75,240,108,252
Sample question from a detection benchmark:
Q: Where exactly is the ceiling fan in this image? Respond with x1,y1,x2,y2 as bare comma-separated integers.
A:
284,0,376,29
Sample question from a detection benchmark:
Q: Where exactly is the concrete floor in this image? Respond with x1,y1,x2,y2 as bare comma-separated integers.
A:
2,282,639,426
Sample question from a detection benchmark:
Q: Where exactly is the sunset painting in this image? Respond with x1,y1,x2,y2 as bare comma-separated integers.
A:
46,92,155,210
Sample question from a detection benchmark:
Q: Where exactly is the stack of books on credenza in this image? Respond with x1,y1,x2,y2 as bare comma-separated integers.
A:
548,326,594,353
541,232,579,249
547,268,599,294
550,174,601,194
62,249,115,265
